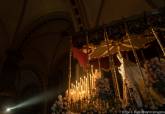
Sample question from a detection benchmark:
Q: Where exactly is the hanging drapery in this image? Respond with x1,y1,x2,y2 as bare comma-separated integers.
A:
117,46,128,108
117,53,145,108
72,47,88,69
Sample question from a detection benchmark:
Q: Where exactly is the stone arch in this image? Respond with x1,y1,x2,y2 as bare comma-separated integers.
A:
13,11,73,50
22,47,48,71
14,65,47,114
48,52,69,91
0,18,10,69
16,11,73,75
16,65,45,93
7,12,74,114
0,18,9,43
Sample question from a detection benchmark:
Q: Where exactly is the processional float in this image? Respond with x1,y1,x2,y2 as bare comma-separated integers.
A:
64,7,165,112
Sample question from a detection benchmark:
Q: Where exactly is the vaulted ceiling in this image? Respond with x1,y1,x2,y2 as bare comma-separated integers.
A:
73,0,164,29
84,0,152,27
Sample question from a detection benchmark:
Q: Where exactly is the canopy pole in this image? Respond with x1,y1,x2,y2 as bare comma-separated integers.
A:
126,32,145,105
117,45,122,57
126,32,144,80
104,31,121,101
85,32,91,98
112,53,122,102
123,22,145,83
68,36,72,102
86,33,89,60
151,27,165,57
98,58,101,72
141,49,146,62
